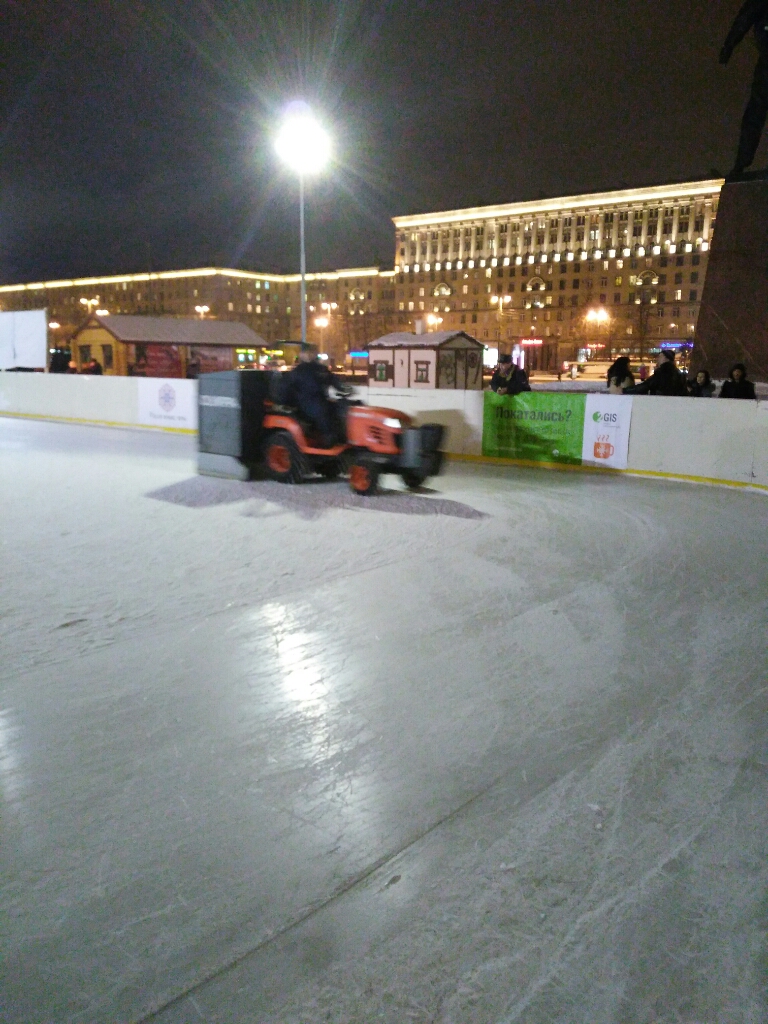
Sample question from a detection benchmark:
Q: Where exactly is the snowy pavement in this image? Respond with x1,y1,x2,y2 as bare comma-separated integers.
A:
1,417,766,1024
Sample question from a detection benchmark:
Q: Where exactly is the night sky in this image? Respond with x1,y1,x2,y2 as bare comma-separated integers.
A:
0,0,761,282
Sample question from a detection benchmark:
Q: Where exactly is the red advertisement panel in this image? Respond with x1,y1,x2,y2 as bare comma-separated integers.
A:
190,346,234,374
145,344,182,378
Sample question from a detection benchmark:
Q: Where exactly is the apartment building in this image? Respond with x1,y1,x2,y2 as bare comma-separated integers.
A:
0,266,400,368
392,179,723,369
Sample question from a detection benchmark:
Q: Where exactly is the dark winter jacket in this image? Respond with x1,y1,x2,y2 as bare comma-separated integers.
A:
493,367,531,396
625,361,687,397
287,360,342,406
490,367,512,393
687,380,716,397
720,377,757,399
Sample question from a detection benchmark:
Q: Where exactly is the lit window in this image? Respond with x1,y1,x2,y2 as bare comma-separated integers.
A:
228,302,234,311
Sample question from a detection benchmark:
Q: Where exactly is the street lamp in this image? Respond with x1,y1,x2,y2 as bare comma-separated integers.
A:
195,305,210,318
585,306,611,359
426,313,443,331
275,103,331,348
80,296,100,314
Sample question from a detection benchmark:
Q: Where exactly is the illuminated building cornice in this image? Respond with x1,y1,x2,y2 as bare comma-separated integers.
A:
393,179,724,229
0,266,393,294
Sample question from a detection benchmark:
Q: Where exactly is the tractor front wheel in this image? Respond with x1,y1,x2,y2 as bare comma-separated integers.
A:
263,431,306,484
349,459,380,496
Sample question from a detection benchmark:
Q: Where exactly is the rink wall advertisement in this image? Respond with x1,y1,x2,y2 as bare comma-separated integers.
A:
137,378,198,430
482,391,633,469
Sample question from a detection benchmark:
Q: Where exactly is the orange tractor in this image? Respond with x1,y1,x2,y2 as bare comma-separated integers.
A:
197,370,444,494
261,392,444,495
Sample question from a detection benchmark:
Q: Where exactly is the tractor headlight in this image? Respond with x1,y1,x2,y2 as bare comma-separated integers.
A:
382,417,401,429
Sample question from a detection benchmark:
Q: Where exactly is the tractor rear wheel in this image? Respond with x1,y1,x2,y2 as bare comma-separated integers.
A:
349,459,380,496
401,470,427,490
263,431,306,484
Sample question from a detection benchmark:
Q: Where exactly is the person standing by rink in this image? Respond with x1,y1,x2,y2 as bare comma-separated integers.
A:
490,354,514,392
491,356,530,395
687,369,716,397
606,356,634,394
625,351,688,396
720,362,757,399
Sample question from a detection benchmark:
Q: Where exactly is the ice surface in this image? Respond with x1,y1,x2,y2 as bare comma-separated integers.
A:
1,418,766,1024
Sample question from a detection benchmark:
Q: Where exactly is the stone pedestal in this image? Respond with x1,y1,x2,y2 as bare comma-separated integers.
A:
694,175,768,380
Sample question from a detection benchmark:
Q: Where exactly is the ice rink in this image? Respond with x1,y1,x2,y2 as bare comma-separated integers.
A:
1,417,766,1024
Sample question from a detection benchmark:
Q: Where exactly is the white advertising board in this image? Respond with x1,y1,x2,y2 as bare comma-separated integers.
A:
581,394,633,470
137,378,197,430
0,309,48,369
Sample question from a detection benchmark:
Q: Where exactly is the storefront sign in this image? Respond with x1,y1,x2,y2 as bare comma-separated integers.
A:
137,378,197,430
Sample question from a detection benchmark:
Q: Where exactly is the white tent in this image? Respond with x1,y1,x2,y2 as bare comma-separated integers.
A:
0,309,47,369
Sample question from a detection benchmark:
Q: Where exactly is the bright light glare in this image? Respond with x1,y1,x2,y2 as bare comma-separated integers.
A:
586,308,610,323
314,316,329,328
275,109,331,176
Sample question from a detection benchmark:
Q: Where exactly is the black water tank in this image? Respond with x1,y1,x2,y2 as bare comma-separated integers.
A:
198,370,270,462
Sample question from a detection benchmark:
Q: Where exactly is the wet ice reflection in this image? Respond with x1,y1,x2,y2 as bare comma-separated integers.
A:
260,601,330,708
0,707,24,806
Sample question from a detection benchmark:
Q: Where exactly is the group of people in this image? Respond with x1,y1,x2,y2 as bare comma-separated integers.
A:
58,358,103,374
606,352,757,400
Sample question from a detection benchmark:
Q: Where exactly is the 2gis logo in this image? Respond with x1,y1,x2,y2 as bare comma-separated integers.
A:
592,411,618,423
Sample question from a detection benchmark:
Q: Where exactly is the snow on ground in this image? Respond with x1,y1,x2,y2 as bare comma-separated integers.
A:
0,417,766,1024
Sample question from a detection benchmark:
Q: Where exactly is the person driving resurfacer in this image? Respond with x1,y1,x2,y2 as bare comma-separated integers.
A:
286,343,351,448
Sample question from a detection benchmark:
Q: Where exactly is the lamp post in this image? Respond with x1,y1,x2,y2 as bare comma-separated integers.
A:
80,296,100,315
275,104,331,348
490,293,513,351
195,305,210,318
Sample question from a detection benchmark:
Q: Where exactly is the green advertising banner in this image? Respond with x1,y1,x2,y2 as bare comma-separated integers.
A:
482,391,587,465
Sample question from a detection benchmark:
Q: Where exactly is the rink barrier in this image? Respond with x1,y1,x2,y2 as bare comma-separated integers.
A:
446,452,768,494
1,375,767,492
0,373,197,434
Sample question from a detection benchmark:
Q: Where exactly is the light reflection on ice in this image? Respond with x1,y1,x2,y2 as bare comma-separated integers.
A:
0,707,24,805
260,601,329,708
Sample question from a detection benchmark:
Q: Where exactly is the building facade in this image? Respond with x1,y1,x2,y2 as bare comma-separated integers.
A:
0,266,400,368
392,179,723,369
0,179,724,374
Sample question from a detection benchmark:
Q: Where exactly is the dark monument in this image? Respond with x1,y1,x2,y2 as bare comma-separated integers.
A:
692,1,768,379
720,0,768,177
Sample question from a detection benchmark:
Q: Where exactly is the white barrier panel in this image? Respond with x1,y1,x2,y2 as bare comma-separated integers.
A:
750,401,768,489
626,396,758,485
0,373,197,432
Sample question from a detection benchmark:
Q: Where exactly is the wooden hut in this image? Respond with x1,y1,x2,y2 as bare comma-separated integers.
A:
68,314,268,377
368,331,484,389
